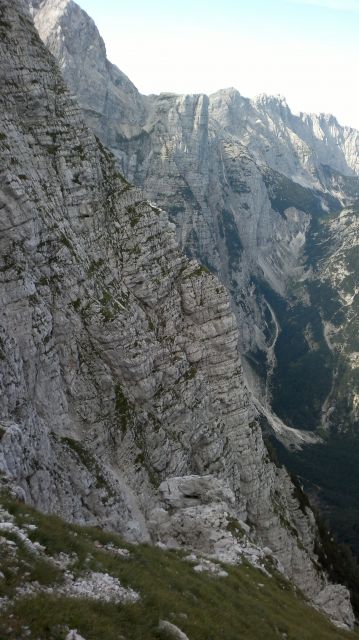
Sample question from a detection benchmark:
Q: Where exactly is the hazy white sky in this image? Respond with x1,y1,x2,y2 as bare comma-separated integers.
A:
78,0,359,129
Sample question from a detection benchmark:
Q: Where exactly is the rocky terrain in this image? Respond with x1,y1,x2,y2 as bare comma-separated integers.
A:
1,0,357,631
29,0,359,435
27,0,359,564
1,490,356,640
2,0,359,634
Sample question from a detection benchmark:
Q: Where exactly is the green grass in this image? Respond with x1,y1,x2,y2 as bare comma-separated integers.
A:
0,494,357,640
184,365,197,381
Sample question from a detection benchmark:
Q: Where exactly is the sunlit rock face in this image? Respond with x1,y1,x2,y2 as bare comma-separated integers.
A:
0,0,356,627
29,0,359,439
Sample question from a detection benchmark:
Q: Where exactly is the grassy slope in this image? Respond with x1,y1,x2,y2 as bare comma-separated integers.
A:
0,494,357,640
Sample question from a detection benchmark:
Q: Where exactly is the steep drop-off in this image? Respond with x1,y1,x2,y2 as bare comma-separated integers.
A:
28,0,359,564
1,491,357,640
1,0,355,628
29,0,359,437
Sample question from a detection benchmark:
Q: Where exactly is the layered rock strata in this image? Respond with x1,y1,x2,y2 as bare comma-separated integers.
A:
29,0,359,437
0,0,354,627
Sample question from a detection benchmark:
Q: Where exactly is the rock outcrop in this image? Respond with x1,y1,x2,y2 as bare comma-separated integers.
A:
0,0,355,628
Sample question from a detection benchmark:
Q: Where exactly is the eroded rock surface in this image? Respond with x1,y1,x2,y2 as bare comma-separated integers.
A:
29,0,359,443
0,0,354,627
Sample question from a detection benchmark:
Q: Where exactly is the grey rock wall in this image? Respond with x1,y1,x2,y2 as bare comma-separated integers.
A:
29,0,359,431
0,0,355,626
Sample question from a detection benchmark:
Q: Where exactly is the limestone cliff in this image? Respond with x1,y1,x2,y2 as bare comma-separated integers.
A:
29,0,359,442
0,0,355,628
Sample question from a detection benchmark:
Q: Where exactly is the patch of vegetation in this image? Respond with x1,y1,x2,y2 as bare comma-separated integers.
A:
226,517,245,540
0,336,6,361
0,543,62,602
315,513,359,617
0,254,16,272
342,245,359,294
60,437,111,493
263,168,331,217
59,233,75,256
127,205,142,228
115,384,132,434
226,168,252,195
189,265,210,278
28,293,38,305
100,289,116,322
254,277,333,430
71,298,81,312
290,474,311,515
0,493,356,640
46,144,59,156
73,173,81,185
87,258,104,277
263,437,282,469
74,144,86,161
0,17,11,32
244,348,268,381
321,164,359,200
184,366,197,381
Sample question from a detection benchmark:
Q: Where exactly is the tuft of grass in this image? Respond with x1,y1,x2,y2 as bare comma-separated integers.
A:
115,384,132,434
60,437,112,494
184,366,197,381
226,517,245,540
189,265,210,278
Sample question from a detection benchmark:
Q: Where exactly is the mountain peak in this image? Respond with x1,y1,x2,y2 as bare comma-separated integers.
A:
254,93,290,111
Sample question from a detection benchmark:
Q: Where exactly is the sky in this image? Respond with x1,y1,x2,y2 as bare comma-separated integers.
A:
77,0,359,129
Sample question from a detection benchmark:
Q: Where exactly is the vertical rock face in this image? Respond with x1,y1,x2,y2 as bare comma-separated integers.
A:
209,90,359,183
29,0,146,138
0,0,355,628
28,0,359,434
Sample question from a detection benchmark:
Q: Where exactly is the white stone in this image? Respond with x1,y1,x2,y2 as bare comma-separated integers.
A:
158,620,190,640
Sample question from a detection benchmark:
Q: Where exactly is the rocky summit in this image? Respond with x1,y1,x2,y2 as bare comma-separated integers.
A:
0,0,358,636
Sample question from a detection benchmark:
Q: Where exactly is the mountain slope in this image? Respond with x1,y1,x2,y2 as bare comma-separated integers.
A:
27,0,359,585
1,0,355,628
29,0,359,435
1,490,357,640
